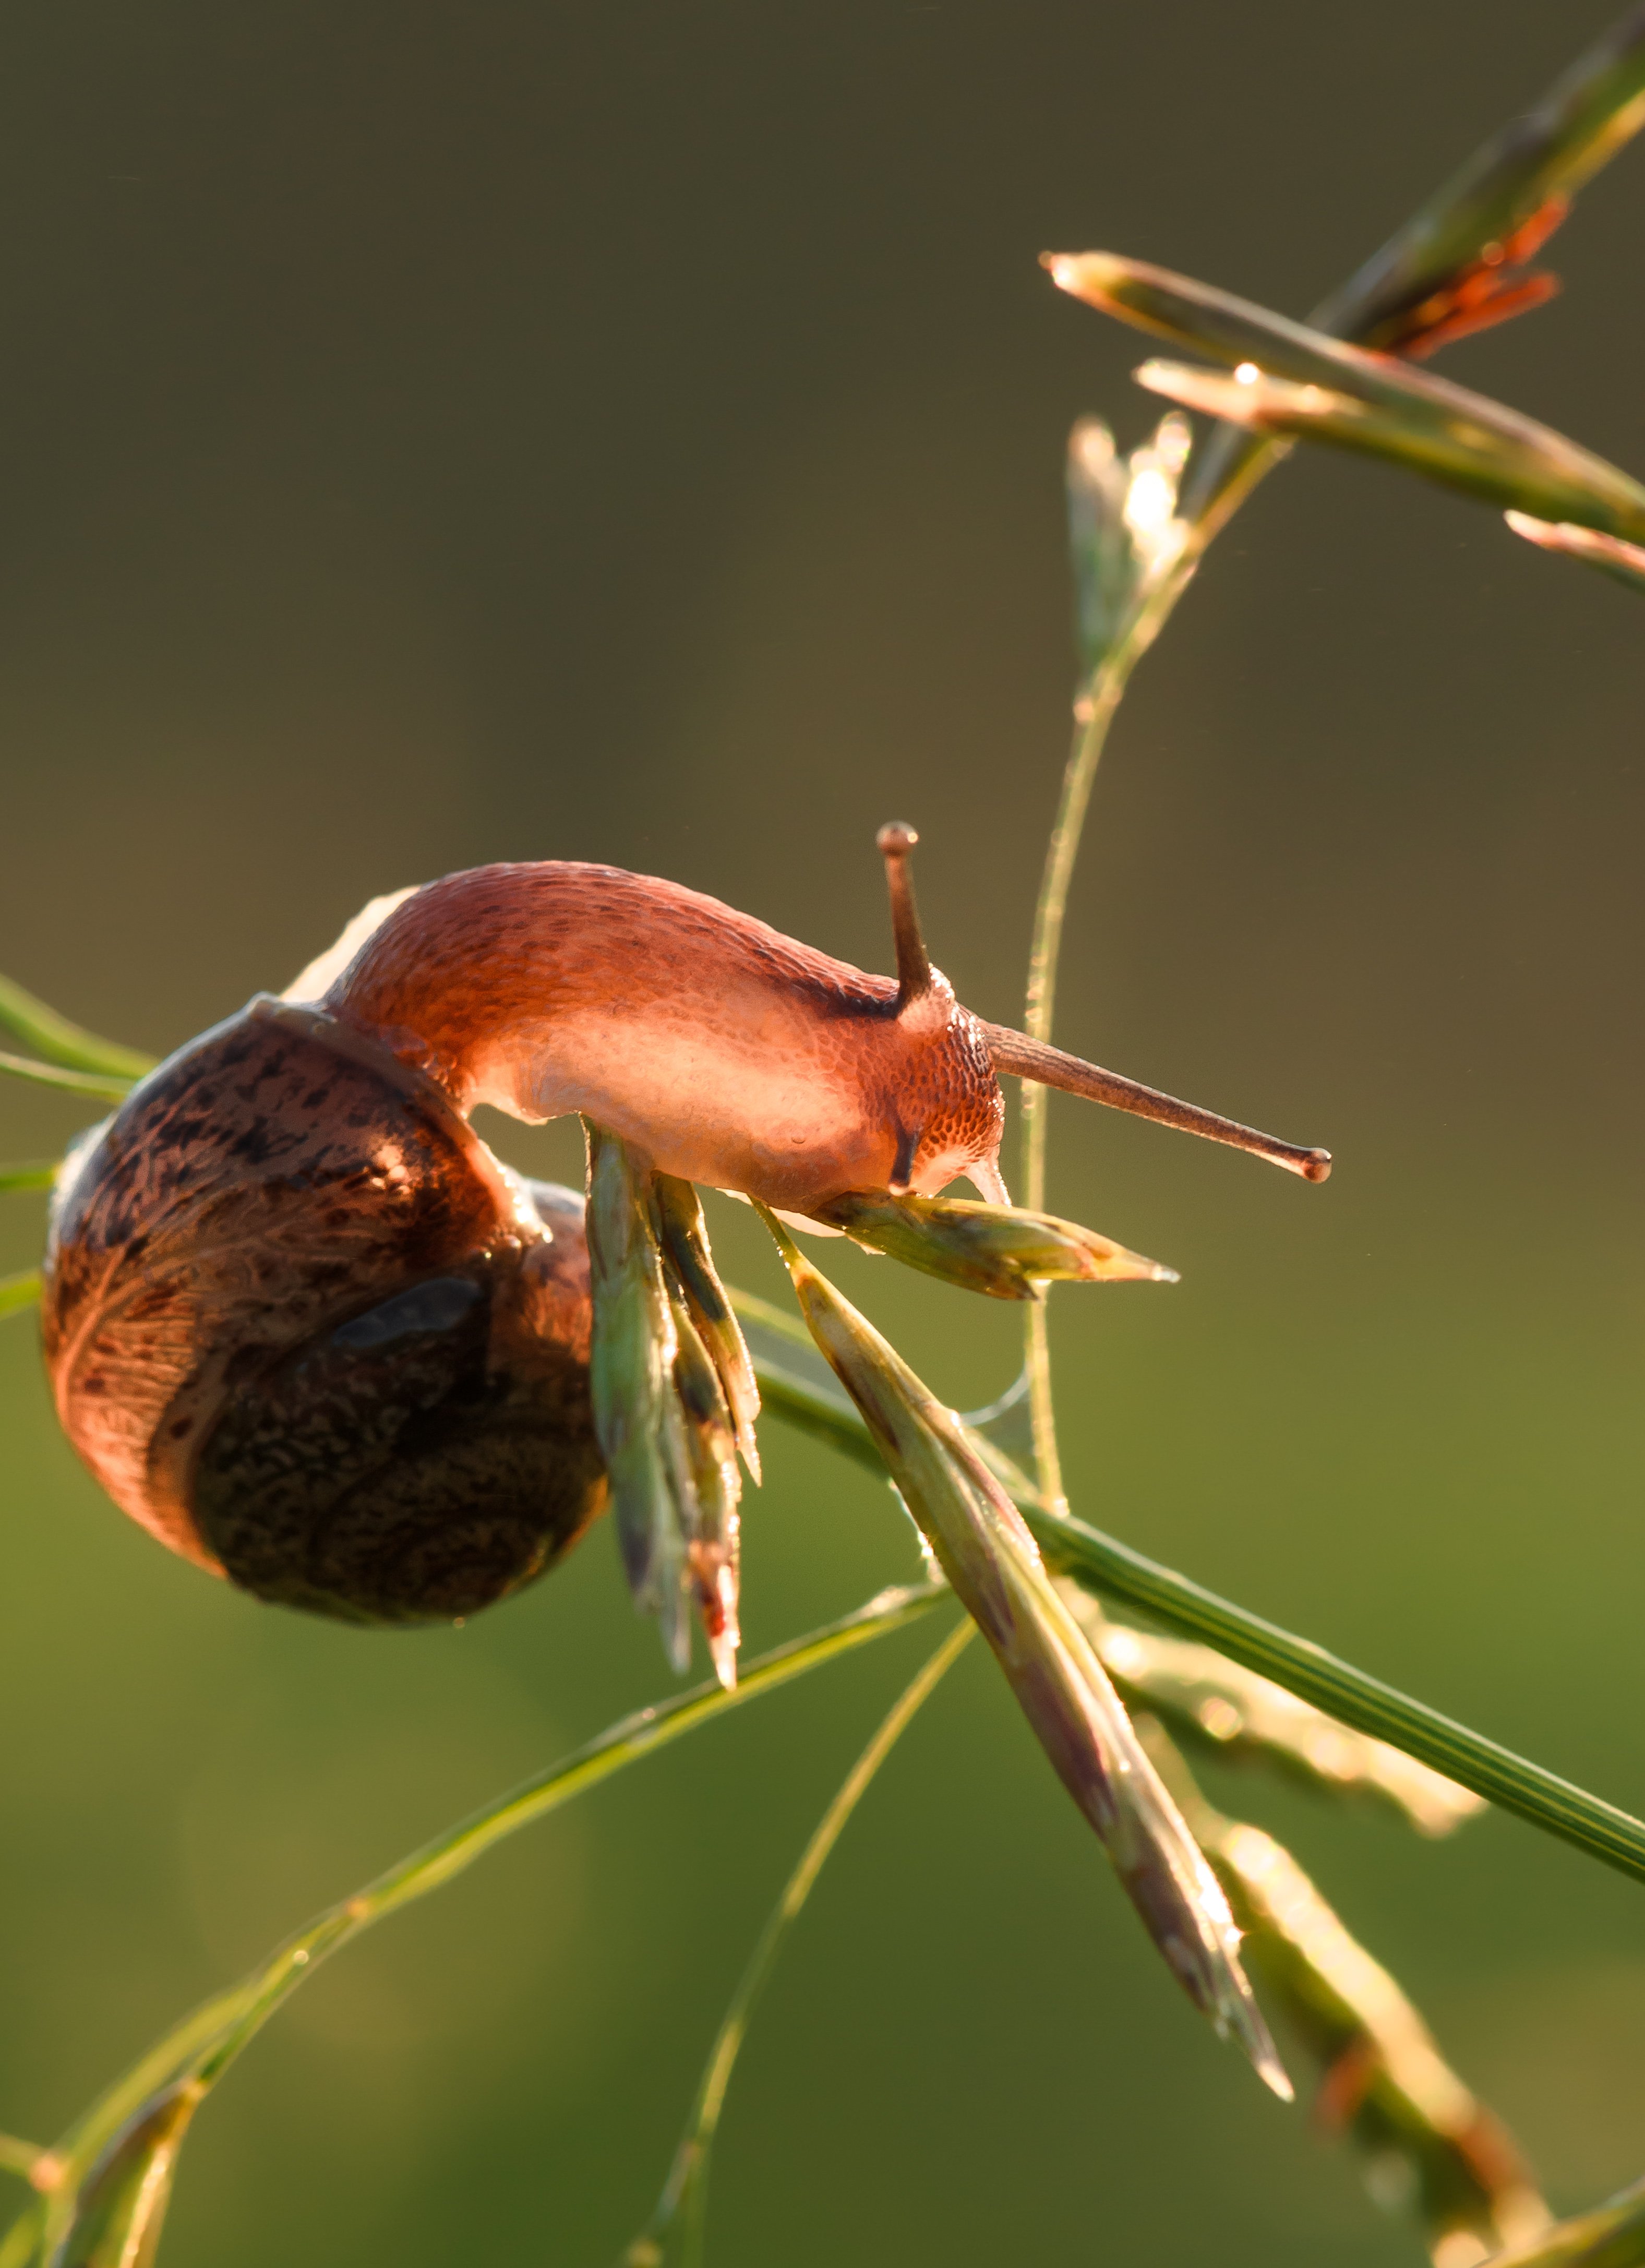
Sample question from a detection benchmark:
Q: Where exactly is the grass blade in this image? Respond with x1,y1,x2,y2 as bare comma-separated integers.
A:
1046,252,1645,544
26,1581,942,2250
812,1188,1176,1298
0,1164,58,1194
1481,2177,1645,2267
624,1617,974,2268
0,1271,42,1323
0,2211,42,2268
44,2083,200,2268
743,1336,1645,1891
757,1212,1290,2097
1081,1607,1484,1838
1033,1508,1645,1889
1143,1723,1550,2263
1507,510,1645,592
0,979,153,1083
0,1055,134,1106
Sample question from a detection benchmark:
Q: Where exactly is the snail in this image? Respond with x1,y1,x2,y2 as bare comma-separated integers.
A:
40,827,1328,1628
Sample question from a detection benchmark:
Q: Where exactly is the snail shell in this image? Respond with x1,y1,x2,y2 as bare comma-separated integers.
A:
41,995,605,1625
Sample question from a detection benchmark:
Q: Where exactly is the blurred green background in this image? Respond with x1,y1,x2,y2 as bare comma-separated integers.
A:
2,2,1644,2260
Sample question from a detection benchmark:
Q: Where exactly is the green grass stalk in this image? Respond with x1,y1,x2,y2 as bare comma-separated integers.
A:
0,975,153,1082
0,1051,133,1104
20,1580,943,2260
747,1353,1645,1890
625,1616,974,2268
1018,558,1201,1507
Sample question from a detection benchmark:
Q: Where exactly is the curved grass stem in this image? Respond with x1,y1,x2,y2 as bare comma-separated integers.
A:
626,1616,974,2268
0,1165,56,1194
19,1580,943,2259
0,975,153,1083
1034,1508,1645,1888
1019,553,1203,1510
1018,0,1645,1543
0,1050,133,1104
748,1352,1645,1891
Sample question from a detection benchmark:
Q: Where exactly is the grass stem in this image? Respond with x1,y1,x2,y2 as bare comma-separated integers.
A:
750,1353,1645,1891
1018,532,1208,1512
0,1051,133,1104
32,1579,945,2228
627,1616,973,2268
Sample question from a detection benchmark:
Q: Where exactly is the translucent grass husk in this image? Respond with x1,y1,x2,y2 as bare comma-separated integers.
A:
1140,1719,1550,2265
758,1206,1290,2098
653,1174,761,1479
585,1123,691,1657
1071,1602,1484,1838
1506,511,1645,593
812,1186,1175,1297
663,1285,742,1688
585,1127,753,1683
1047,251,1645,542
1311,7,1645,354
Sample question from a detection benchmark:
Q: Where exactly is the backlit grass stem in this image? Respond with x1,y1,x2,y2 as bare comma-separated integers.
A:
15,1581,944,2263
1019,570,1198,1506
625,1616,974,2268
747,1351,1645,1891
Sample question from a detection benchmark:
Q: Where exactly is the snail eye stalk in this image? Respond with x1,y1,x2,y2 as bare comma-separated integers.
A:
875,821,937,1014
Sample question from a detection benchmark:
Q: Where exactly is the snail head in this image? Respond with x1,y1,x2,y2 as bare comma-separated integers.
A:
869,824,1331,1197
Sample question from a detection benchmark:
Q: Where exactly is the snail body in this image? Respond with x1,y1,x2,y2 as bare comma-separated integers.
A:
322,837,1329,1218
327,858,1004,1216
39,830,1327,1627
